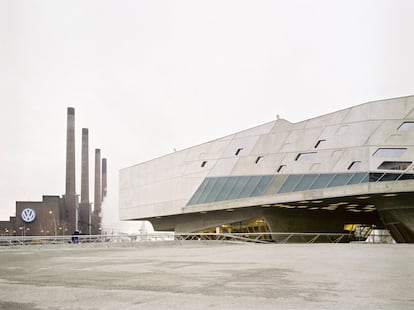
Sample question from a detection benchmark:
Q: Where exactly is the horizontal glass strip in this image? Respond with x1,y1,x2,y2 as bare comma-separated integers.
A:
187,172,414,205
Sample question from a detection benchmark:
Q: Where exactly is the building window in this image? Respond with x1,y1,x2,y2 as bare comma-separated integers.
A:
235,148,243,156
201,161,207,167
255,156,263,164
372,148,407,157
377,161,412,170
398,122,414,131
277,165,286,173
314,139,326,149
295,152,317,161
348,161,361,170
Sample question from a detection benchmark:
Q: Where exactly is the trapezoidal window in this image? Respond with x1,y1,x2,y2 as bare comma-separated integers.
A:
372,148,407,157
295,152,317,161
377,161,412,170
348,161,361,171
277,165,286,173
314,139,326,149
398,122,414,131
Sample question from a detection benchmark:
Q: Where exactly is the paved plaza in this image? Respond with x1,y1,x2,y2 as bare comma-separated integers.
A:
0,241,413,309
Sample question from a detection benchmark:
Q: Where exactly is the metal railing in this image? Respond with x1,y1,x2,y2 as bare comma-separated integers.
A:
0,234,108,246
174,232,351,243
0,232,357,246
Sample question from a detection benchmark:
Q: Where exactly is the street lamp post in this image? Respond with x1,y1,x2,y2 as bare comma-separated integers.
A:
49,211,57,236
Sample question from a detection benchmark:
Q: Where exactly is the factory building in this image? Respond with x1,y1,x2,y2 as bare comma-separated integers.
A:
0,108,107,236
120,96,414,243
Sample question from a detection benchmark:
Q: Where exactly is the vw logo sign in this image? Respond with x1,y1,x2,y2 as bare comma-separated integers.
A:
21,208,36,223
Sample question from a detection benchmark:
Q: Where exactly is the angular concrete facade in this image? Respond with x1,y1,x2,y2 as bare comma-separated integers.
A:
120,96,414,242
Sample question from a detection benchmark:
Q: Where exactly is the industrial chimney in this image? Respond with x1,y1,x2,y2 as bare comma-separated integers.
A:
102,158,107,201
94,149,101,214
66,108,76,196
81,128,89,204
64,107,79,233
91,148,102,234
79,128,91,234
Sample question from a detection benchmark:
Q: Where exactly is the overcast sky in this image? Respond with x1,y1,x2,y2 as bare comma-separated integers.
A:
1,0,413,233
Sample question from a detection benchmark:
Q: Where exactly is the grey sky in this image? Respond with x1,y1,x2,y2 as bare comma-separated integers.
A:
1,0,413,232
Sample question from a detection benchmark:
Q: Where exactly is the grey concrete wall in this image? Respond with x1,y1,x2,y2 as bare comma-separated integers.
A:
120,96,414,225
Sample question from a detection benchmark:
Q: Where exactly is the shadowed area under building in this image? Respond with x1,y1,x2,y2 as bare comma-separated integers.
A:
0,242,413,309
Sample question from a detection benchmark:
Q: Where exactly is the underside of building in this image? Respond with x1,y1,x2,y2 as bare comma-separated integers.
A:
120,96,414,242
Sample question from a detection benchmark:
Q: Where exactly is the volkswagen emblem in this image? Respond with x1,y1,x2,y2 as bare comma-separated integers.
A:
21,208,36,223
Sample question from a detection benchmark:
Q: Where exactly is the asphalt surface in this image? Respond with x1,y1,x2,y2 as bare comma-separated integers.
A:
0,241,413,309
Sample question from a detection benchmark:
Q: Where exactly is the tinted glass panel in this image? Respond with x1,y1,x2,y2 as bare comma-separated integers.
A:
377,161,411,170
361,173,370,183
227,177,250,200
252,175,273,196
293,174,318,191
309,174,335,189
215,177,238,202
197,178,218,203
188,169,412,205
187,179,209,204
379,173,401,182
369,173,384,182
204,177,227,203
278,175,302,193
327,174,353,187
400,174,414,180
347,173,368,185
239,176,260,198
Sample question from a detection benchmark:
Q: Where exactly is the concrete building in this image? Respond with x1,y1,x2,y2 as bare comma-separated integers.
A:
120,96,414,242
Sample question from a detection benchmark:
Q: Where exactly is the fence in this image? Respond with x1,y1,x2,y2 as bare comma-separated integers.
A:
0,230,395,247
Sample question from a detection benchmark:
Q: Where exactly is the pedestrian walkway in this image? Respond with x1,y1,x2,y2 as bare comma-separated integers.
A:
0,242,413,309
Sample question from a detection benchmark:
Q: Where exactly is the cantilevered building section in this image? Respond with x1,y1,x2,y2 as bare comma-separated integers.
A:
119,96,414,243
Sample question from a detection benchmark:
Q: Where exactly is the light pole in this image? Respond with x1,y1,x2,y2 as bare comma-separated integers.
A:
49,210,57,236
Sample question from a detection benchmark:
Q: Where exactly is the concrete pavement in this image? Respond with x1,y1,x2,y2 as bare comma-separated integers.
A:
0,241,413,309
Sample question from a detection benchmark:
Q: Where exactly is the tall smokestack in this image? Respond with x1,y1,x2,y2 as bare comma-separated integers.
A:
64,107,78,233
79,128,91,234
101,158,107,201
65,107,76,196
94,149,101,214
81,128,89,204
